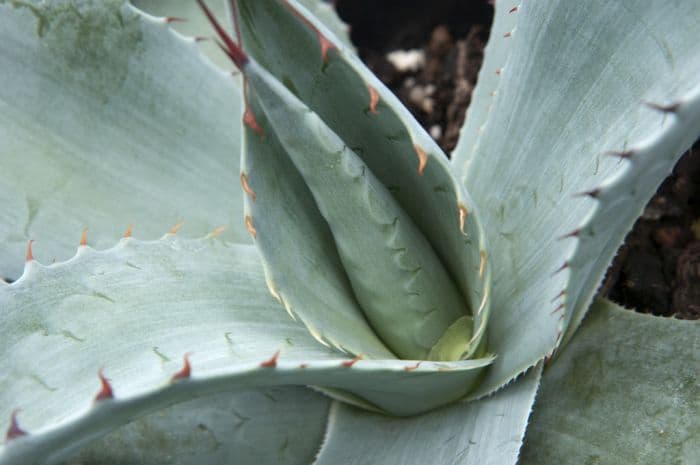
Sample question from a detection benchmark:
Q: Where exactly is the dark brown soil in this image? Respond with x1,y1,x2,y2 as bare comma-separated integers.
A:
336,0,700,319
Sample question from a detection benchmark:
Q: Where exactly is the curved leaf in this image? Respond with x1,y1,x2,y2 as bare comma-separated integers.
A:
246,59,468,361
0,0,247,281
314,364,542,465
521,299,699,465
451,0,700,395
131,0,354,67
235,0,491,363
67,387,330,465
451,0,516,170
560,83,700,346
0,237,493,465
131,0,234,69
0,237,333,464
296,0,354,51
242,91,394,359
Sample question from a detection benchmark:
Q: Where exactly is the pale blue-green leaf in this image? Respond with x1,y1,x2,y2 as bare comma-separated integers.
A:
242,95,396,360
66,387,330,465
246,59,467,361
452,0,700,395
131,0,233,69
561,84,700,347
237,0,491,362
314,364,542,465
296,0,354,50
520,299,699,465
451,0,516,167
0,237,493,465
0,0,247,281
0,237,334,464
131,0,353,69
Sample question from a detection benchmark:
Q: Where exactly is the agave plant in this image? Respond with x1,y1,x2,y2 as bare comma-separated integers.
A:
1,0,698,464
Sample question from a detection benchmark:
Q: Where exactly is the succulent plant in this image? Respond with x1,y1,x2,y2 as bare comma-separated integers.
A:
1,0,698,464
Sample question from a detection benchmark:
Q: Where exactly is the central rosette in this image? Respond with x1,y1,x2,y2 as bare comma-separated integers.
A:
225,0,492,366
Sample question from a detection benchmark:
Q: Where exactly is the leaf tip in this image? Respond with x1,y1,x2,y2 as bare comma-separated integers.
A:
196,0,248,69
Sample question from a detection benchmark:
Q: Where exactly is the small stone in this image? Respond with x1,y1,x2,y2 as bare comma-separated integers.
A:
386,49,426,72
430,125,442,140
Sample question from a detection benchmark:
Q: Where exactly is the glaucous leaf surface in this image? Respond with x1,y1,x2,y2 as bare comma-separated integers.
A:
315,365,542,465
2,1,699,465
66,387,330,465
521,299,699,465
0,0,248,282
131,0,234,69
236,0,491,364
0,237,333,464
1,235,493,465
452,0,700,395
295,0,354,51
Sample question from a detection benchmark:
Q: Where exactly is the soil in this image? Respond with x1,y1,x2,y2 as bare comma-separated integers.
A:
336,0,700,320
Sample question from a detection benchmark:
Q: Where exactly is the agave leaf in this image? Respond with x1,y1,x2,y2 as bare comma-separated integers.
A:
129,0,353,67
561,85,700,347
314,364,542,465
453,0,518,172
295,0,354,51
0,237,493,465
521,299,699,465
246,59,468,361
67,387,330,465
130,0,234,69
240,96,395,360
234,0,491,362
451,0,700,395
0,237,331,464
0,0,247,282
